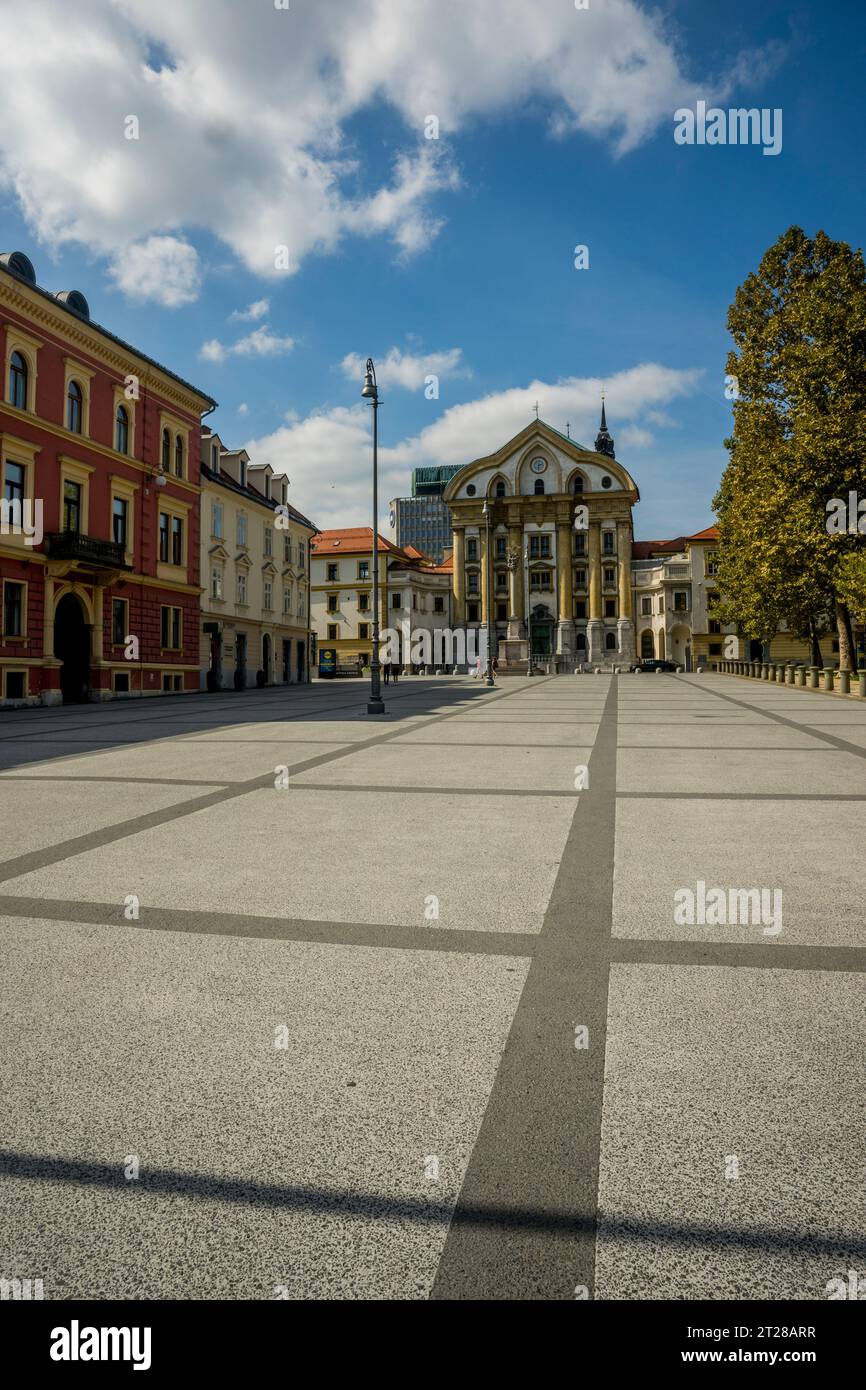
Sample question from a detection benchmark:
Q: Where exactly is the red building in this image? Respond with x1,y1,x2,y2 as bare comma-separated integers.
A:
0,251,216,704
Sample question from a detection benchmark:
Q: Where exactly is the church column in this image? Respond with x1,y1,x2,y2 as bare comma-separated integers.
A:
453,527,465,625
587,519,603,662
480,527,490,627
507,524,523,633
616,518,635,662
555,520,574,661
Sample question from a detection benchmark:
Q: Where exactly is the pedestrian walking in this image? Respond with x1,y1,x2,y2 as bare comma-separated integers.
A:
383,661,390,685
392,662,399,684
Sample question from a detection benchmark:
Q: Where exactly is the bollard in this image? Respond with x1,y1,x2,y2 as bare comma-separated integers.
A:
838,669,850,695
795,666,806,687
808,665,820,690
786,663,796,684
774,664,783,683
823,668,834,692
761,662,770,679
859,672,866,698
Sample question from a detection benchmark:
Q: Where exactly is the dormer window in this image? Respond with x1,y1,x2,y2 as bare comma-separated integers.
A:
281,481,288,506
211,443,219,474
265,475,271,501
239,460,247,488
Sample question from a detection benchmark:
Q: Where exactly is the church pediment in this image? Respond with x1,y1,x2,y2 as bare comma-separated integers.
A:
443,414,639,504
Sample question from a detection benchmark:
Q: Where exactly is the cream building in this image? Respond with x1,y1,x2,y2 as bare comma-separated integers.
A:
199,427,317,688
443,411,638,669
631,527,732,669
310,528,453,671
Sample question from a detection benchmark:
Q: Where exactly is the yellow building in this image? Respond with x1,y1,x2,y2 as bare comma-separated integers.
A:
443,411,639,669
199,427,317,687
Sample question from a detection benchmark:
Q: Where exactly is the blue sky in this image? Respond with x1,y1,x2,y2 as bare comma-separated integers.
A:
2,0,864,536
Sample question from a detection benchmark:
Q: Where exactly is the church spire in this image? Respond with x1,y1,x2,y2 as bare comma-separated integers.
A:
595,393,615,458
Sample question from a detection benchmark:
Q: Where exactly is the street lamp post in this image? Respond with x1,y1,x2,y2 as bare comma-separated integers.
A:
482,501,495,686
523,544,533,676
361,359,384,715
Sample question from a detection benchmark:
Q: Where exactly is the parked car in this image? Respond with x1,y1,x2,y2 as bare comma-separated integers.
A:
630,659,679,672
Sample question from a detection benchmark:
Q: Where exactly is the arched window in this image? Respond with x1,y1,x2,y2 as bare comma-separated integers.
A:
605,632,617,650
534,479,545,495
161,428,170,471
494,479,506,498
67,379,83,433
175,434,184,478
9,351,27,409
115,404,129,454
572,474,584,494
575,632,587,650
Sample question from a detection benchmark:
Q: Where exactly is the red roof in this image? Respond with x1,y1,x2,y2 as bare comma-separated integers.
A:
312,527,403,557
686,525,720,542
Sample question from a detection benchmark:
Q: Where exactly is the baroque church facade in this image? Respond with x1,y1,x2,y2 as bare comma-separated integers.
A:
443,407,639,668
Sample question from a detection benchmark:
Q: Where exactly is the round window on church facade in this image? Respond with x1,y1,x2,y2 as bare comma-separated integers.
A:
466,484,476,496
601,475,612,489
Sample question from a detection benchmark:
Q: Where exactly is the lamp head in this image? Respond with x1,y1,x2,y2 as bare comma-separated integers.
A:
361,358,378,400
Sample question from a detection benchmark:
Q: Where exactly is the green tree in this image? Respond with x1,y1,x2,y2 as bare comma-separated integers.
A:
714,227,866,669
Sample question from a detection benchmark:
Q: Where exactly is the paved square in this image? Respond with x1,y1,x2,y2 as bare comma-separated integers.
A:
0,671,863,1299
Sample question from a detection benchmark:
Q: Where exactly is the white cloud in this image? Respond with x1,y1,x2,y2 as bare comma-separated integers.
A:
619,425,655,448
229,299,270,323
199,325,295,363
243,363,704,531
341,346,469,391
237,402,249,415
0,0,772,301
107,235,201,307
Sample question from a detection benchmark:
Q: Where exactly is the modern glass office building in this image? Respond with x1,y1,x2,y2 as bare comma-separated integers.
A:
388,465,464,562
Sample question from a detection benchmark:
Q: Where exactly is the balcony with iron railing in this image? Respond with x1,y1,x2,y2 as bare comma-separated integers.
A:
45,531,129,569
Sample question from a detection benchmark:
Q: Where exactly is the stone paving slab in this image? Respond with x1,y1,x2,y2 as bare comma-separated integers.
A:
613,797,866,946
2,787,576,933
0,780,212,863
292,742,592,792
596,963,866,1300
0,741,349,784
617,747,866,795
0,915,528,1299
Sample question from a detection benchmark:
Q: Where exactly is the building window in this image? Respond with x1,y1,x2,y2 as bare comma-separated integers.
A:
575,568,586,586
391,592,401,609
529,534,551,559
161,429,170,472
113,672,130,694
171,516,184,564
358,561,369,580
605,631,617,649
534,479,545,494
604,566,615,584
9,351,27,410
111,597,127,646
495,480,506,498
572,475,584,493
327,623,338,640
211,443,220,473
112,497,128,549
298,542,305,570
358,592,369,612
574,534,586,557
237,573,247,604
3,581,24,636
641,596,652,616
496,603,507,622
496,571,508,591
327,563,338,581
63,480,82,533
434,596,444,613
4,670,25,699
264,526,273,557
674,591,688,612
706,554,719,576
162,673,183,692
239,460,247,489
4,461,25,508
283,535,292,564
709,619,721,634
237,514,247,547
327,594,338,613
575,599,587,619
603,531,615,554
709,642,722,656
467,602,479,621
158,512,169,563
358,623,370,640
174,435,184,478
211,568,223,600
467,572,479,594
495,536,507,558
604,598,616,617
283,586,291,614
530,570,553,591
466,538,478,560
601,476,613,490
115,404,129,454
160,605,181,649
264,581,273,610
67,380,83,433
212,502,223,538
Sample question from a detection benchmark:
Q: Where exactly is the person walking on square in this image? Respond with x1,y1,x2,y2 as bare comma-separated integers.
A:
392,661,399,684
383,659,390,685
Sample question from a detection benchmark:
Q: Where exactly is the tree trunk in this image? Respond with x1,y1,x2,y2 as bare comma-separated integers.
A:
835,598,853,671
809,616,823,669
842,602,857,671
